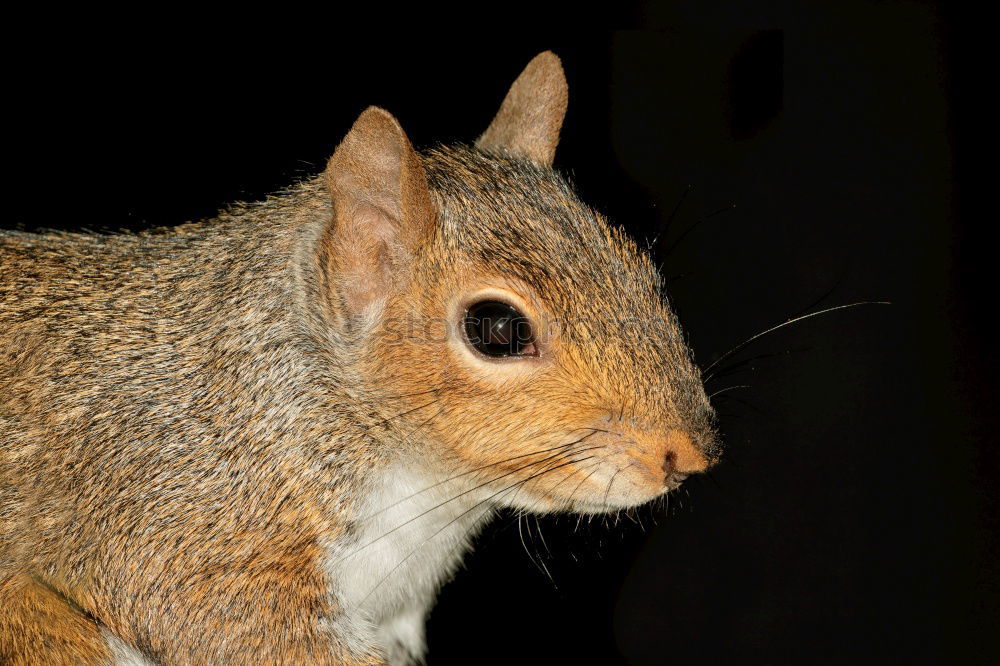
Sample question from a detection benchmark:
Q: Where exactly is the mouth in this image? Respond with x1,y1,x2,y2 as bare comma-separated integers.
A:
664,472,689,492
559,471,691,514
485,426,711,515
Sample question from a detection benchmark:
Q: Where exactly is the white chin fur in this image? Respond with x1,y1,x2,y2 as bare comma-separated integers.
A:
323,458,493,664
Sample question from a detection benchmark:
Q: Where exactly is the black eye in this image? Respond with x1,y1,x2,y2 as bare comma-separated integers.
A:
464,300,537,358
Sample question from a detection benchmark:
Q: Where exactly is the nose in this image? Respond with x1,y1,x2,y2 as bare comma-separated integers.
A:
662,450,678,477
662,429,712,475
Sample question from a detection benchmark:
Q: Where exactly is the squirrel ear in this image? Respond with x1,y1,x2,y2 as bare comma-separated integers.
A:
475,51,568,166
323,107,435,318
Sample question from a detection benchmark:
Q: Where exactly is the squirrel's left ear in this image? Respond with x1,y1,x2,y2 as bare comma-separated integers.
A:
476,51,568,166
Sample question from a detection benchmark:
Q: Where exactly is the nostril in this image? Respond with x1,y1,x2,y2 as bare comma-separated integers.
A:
662,450,677,478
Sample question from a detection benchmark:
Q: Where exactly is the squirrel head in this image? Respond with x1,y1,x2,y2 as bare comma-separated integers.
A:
320,52,720,513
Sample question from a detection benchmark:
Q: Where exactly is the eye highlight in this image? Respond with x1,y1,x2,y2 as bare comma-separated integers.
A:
463,300,537,358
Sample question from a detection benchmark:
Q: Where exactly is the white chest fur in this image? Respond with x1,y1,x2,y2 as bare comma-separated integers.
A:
324,460,492,663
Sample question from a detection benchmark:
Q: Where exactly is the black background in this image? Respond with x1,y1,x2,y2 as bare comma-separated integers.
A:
5,3,992,664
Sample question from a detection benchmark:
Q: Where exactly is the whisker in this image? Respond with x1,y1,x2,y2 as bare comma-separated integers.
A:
566,458,607,507
630,506,645,529
660,202,736,260
534,514,553,559
707,385,750,400
397,402,446,446
787,266,851,319
702,347,810,384
545,453,605,499
498,440,602,511
702,301,890,379
649,184,691,250
368,396,442,431
715,394,769,419
382,387,447,401
529,516,557,589
518,514,556,588
665,271,695,286
603,463,632,508
705,470,726,494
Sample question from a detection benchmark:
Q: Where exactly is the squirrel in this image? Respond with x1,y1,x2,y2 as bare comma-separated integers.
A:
0,51,721,665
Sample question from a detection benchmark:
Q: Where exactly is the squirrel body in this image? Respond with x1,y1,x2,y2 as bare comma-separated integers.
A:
0,53,719,665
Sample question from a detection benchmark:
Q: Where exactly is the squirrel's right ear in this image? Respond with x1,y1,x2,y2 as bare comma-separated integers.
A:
476,51,568,166
323,107,435,319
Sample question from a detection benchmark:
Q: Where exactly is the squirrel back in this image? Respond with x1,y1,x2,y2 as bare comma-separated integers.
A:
0,52,719,665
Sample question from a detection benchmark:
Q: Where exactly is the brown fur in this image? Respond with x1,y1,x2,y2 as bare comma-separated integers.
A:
0,52,719,664
0,575,110,666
